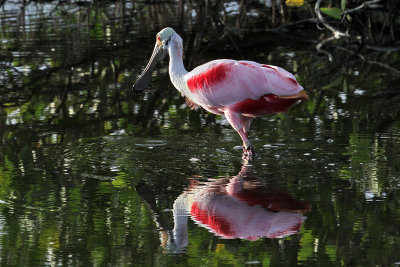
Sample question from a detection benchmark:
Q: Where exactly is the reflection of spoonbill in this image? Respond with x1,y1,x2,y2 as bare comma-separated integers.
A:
133,27,308,158
171,165,310,248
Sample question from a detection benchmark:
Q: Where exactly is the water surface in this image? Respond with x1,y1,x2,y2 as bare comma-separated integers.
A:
1,1,400,266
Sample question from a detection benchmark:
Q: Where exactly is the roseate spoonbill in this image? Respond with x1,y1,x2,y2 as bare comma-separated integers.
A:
133,27,308,159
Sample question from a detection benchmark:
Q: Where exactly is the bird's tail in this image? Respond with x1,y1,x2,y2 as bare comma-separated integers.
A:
276,90,308,101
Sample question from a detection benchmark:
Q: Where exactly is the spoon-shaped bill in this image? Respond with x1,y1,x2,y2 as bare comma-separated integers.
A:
133,43,167,91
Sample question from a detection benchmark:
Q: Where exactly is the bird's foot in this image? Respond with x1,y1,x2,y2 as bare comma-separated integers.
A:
242,144,255,160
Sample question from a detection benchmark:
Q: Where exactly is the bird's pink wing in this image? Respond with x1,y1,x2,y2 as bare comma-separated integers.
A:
184,59,303,107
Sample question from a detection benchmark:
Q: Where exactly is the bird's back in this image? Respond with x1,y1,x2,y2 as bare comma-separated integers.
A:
184,59,304,111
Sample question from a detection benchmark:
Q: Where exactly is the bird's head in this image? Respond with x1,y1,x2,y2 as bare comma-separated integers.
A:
133,27,177,91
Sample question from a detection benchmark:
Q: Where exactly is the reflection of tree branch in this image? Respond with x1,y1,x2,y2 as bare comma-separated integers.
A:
311,88,326,119
55,72,72,114
331,44,365,60
366,60,400,75
365,45,400,52
315,36,335,62
331,44,400,75
312,0,397,68
314,0,351,39
343,0,382,16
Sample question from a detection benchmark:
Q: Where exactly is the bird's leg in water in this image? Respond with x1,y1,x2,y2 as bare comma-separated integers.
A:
240,116,255,159
245,144,255,160
238,129,255,159
224,110,255,159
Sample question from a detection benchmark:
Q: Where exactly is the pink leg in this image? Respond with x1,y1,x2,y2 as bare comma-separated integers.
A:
224,110,255,159
240,116,254,159
241,116,253,137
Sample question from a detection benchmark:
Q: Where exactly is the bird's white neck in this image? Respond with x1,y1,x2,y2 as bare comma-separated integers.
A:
167,34,188,94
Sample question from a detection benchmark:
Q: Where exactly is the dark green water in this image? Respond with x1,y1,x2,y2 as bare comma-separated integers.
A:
1,1,400,266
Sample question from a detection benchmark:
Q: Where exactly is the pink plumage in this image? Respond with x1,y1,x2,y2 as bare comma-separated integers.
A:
185,60,304,108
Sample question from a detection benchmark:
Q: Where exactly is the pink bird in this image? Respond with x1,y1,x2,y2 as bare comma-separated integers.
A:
133,27,308,159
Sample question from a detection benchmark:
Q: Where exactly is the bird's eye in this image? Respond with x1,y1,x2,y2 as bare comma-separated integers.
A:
156,35,162,47
166,39,170,46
